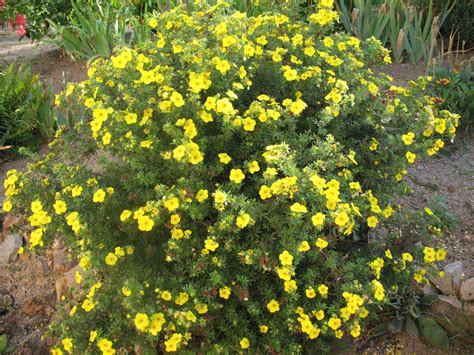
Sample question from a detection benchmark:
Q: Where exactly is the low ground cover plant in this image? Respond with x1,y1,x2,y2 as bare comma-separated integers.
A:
2,1,459,353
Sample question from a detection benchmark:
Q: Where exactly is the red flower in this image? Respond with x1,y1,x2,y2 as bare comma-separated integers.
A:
436,78,450,85
15,14,26,27
16,25,26,36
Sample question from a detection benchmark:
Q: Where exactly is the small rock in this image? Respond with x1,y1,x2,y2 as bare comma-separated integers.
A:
430,295,474,337
0,233,22,264
53,248,75,273
1,215,20,235
22,292,55,317
460,278,474,301
55,265,84,301
430,261,463,296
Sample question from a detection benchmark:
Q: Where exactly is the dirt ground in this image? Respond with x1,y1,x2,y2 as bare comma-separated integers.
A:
0,34,473,353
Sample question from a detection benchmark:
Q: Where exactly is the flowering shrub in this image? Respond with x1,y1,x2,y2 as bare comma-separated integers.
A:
2,1,460,353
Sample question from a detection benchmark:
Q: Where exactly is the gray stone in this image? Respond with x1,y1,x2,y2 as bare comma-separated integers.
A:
460,278,474,301
430,295,474,338
0,233,22,264
430,261,463,296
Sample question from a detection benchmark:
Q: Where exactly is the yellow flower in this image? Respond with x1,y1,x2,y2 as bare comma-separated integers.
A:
134,313,150,332
402,252,413,262
170,91,185,107
164,197,180,211
367,216,379,228
219,286,231,299
406,151,416,163
196,189,209,202
315,310,325,320
195,303,208,314
289,99,307,115
315,238,328,249
402,132,415,145
122,287,132,297
148,18,158,28
204,238,219,252
93,189,106,203
2,200,12,213
229,169,245,183
214,190,227,204
213,57,231,74
175,292,189,305
328,317,341,330
81,299,95,312
436,249,446,261
218,153,232,164
311,212,325,227
248,161,260,174
105,253,118,266
298,241,310,252
120,210,132,221
138,215,154,232
89,330,98,343
290,202,307,213
61,338,73,353
161,291,172,301
334,212,350,226
102,132,111,145
350,323,361,338
242,117,256,131
306,287,316,299
259,185,273,200
284,279,297,293
240,338,250,349
259,325,268,333
51,200,67,215
279,250,293,266
236,213,251,228
267,299,280,313
318,284,329,296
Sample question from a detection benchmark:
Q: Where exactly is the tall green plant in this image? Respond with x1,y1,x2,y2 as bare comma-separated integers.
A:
48,1,129,61
337,0,390,45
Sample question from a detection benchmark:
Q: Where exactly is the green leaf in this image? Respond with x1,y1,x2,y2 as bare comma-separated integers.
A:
406,316,419,338
390,319,404,334
419,315,449,350
0,334,7,353
421,293,439,306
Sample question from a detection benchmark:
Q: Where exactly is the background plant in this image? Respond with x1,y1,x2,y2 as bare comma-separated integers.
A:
0,64,55,148
428,62,474,133
3,1,458,353
0,0,73,41
336,0,454,65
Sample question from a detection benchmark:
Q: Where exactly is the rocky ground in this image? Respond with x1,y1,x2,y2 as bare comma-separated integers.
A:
0,33,473,353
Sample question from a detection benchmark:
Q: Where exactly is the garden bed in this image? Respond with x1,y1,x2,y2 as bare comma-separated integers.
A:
1,42,473,352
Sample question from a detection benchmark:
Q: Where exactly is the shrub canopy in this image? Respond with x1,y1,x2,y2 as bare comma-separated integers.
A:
3,1,458,353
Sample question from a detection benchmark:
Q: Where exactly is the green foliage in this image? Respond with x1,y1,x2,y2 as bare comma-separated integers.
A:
428,64,474,133
3,2,458,353
336,0,454,65
419,315,450,350
437,0,474,48
48,1,130,61
381,287,449,349
0,64,55,147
